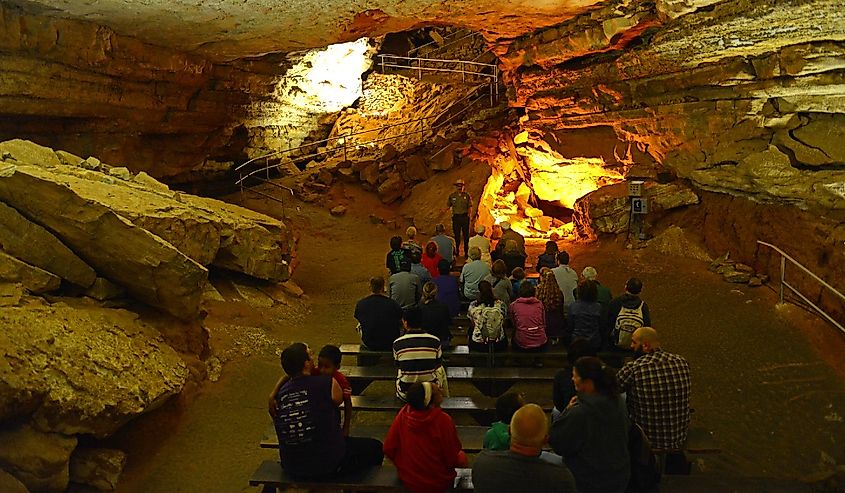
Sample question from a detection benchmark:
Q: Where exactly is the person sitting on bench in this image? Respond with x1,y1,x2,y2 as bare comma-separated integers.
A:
354,276,402,351
393,307,448,400
617,327,691,450
384,382,467,493
484,391,526,451
270,343,383,479
473,404,576,493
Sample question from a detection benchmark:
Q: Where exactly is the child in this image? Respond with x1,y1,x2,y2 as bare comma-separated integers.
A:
483,391,526,450
384,382,467,493
318,345,353,437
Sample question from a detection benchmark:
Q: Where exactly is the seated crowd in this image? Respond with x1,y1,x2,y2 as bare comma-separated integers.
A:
267,223,692,493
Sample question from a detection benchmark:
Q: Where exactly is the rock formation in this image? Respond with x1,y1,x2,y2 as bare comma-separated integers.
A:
0,139,294,319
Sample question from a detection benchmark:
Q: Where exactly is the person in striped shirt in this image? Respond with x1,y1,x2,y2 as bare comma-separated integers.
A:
393,307,449,400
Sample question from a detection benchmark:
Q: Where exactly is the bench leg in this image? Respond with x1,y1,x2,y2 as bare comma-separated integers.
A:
661,451,692,475
261,485,278,493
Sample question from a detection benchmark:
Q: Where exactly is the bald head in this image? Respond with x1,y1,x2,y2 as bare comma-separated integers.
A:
632,327,661,352
510,404,548,449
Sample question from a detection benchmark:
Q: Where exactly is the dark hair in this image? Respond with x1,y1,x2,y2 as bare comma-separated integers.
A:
492,259,508,278
519,281,535,298
567,337,598,365
574,356,619,397
626,277,643,295
544,241,558,255
370,276,385,293
425,241,438,258
409,249,422,264
437,259,451,275
577,280,598,303
405,382,430,410
495,392,524,424
390,236,403,250
557,251,570,265
435,223,446,234
403,306,423,328
400,258,412,272
477,280,496,306
511,267,525,280
318,344,342,368
281,342,310,376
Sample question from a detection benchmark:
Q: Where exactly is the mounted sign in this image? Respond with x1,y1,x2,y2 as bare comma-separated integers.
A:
628,180,645,197
632,197,648,215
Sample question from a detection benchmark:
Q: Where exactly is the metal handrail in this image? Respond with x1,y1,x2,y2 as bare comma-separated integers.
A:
757,240,845,334
379,54,497,70
421,32,483,58
407,29,474,57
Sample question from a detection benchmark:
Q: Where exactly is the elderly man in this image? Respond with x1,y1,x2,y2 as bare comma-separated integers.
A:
551,251,578,309
459,246,491,300
473,404,576,493
617,327,691,450
430,223,456,264
581,266,613,306
497,221,526,257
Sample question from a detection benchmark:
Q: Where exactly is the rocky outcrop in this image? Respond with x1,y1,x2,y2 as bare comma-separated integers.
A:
0,140,296,317
0,305,189,437
0,251,60,294
572,181,699,238
0,424,77,493
69,448,127,492
0,163,207,319
0,202,96,288
503,0,845,212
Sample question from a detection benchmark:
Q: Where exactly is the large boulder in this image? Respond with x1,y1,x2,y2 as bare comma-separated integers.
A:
0,251,61,294
0,163,207,319
573,181,700,238
0,140,294,284
0,202,96,288
0,305,189,437
0,424,77,493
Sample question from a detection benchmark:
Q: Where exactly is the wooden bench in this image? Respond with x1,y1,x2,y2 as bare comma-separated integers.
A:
652,427,722,475
250,461,473,492
261,424,490,452
341,343,570,366
349,395,552,425
342,365,557,396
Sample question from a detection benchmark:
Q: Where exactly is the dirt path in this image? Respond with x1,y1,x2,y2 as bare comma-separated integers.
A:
114,189,845,492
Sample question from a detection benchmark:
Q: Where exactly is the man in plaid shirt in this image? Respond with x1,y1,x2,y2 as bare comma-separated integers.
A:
617,327,691,450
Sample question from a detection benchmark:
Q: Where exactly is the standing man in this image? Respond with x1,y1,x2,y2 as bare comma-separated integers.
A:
617,327,691,450
551,251,578,310
446,178,472,258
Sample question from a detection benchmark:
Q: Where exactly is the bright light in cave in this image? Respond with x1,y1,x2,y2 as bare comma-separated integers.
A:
478,145,625,239
280,37,374,112
521,147,624,210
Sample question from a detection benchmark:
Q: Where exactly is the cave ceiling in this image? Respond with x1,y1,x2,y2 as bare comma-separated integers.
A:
7,0,600,60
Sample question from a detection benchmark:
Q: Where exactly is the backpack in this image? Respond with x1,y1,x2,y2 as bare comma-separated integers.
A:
613,301,644,350
477,304,504,342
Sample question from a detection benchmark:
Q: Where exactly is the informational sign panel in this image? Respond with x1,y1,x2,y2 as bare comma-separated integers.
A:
628,180,645,197
632,197,648,214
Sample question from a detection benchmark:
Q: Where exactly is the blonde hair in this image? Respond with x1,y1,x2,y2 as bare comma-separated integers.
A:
406,226,417,239
422,281,438,304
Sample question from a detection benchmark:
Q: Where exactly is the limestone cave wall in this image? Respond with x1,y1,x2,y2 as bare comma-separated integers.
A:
0,3,290,182
500,0,845,213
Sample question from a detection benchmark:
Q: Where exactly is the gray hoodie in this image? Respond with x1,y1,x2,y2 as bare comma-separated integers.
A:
549,392,630,493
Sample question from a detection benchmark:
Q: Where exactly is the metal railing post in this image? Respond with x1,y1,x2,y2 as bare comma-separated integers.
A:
779,255,786,304
461,61,465,83
380,55,385,73
343,132,348,162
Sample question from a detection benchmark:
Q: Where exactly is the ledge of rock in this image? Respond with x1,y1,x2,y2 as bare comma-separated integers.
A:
0,424,77,493
0,305,189,438
0,251,61,294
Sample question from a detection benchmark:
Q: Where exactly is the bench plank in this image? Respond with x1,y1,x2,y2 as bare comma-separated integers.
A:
341,343,568,359
343,365,558,382
250,461,474,492
261,425,489,451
